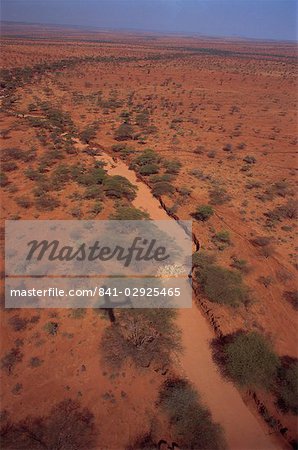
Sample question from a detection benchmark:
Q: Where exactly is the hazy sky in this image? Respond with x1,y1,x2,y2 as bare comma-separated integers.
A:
1,0,297,41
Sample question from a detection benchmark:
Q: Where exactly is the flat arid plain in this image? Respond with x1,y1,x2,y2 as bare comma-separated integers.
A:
0,22,297,450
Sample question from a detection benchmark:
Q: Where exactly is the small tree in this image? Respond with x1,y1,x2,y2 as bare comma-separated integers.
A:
152,182,175,197
224,332,280,389
276,359,298,414
195,263,249,307
193,205,214,221
114,122,134,141
101,309,180,369
103,175,137,201
1,399,96,449
110,206,149,220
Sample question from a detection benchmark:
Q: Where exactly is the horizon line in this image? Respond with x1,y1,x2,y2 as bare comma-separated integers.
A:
1,19,297,44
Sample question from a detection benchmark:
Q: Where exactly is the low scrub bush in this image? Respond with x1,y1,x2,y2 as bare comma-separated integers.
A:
1,399,96,449
101,309,180,369
230,257,250,274
163,159,182,175
110,206,149,220
243,155,256,164
158,378,227,450
265,200,297,221
103,175,137,201
276,359,298,414
152,181,175,197
114,122,134,141
218,332,280,389
195,261,249,307
16,196,32,208
35,194,60,211
138,163,159,176
0,172,9,187
193,205,214,221
1,161,18,172
1,348,23,375
209,186,230,205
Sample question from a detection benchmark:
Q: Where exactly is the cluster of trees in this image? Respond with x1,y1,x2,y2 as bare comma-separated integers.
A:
101,309,180,369
193,251,249,307
0,399,96,449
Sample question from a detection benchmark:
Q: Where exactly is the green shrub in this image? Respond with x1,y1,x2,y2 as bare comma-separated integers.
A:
193,205,214,221
16,196,32,208
1,348,23,375
158,378,227,450
1,399,95,449
89,201,103,216
138,163,159,175
265,200,298,221
75,167,106,186
209,186,230,205
110,206,149,220
80,124,98,143
103,175,137,201
152,181,175,197
101,309,180,369
277,361,298,414
44,322,59,335
131,149,160,172
0,172,9,187
230,257,250,274
35,195,60,211
30,356,43,368
192,251,216,269
223,332,280,389
114,122,134,141
163,159,181,174
243,155,256,164
283,291,298,310
195,263,249,307
83,185,103,200
149,173,174,183
2,161,18,172
212,230,231,250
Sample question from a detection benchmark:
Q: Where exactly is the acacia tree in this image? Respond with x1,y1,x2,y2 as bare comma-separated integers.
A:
1,399,96,449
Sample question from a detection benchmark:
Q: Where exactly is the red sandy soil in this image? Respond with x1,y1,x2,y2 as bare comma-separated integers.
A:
0,23,297,448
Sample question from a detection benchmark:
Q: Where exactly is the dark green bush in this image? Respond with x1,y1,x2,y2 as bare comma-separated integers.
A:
103,175,137,201
131,149,160,172
0,172,9,187
2,161,18,172
209,186,231,205
243,155,256,164
265,200,298,221
114,122,134,141
277,360,298,414
35,194,60,211
16,196,32,208
223,332,280,389
101,309,180,369
138,163,159,176
163,159,181,174
110,206,149,220
193,205,214,221
152,181,175,197
195,262,249,307
158,378,227,450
